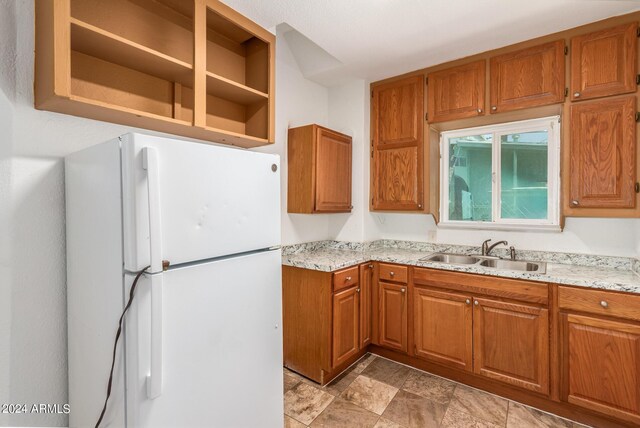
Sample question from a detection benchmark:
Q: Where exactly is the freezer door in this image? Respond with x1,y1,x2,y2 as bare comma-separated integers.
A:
121,133,281,273
125,249,283,428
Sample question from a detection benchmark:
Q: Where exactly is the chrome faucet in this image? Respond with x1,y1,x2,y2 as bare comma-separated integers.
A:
481,239,509,256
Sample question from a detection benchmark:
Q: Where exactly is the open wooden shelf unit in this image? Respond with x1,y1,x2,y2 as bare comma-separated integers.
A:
36,0,275,148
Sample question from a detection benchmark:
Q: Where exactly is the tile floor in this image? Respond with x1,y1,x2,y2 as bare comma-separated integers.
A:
284,354,590,428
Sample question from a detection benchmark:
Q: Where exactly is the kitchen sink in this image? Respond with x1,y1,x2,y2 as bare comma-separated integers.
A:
422,253,480,264
479,259,545,273
420,252,546,274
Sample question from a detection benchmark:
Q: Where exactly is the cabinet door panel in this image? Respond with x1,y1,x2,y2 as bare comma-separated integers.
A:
428,60,485,123
570,96,636,209
332,286,359,368
379,281,408,352
315,127,352,212
490,40,565,113
372,75,424,211
414,288,473,371
561,313,640,425
473,298,549,394
359,264,373,348
571,23,637,101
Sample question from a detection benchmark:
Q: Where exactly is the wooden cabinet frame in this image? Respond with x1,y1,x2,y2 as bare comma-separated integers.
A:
36,0,275,148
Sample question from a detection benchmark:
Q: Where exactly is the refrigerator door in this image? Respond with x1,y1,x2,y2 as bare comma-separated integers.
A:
125,249,283,428
121,133,281,273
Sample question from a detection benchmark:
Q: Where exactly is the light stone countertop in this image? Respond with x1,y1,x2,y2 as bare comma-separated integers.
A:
282,242,640,294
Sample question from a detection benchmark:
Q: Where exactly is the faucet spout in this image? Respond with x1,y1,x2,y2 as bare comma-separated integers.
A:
482,240,508,256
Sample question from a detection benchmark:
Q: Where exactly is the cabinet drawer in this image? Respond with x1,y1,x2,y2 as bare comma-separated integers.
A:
558,286,640,322
378,263,408,284
333,266,359,292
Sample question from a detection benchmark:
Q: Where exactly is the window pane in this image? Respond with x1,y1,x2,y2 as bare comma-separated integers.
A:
500,131,548,219
448,134,492,221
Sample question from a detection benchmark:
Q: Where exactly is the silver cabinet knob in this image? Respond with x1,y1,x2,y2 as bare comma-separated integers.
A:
369,264,373,268
390,272,395,276
477,108,483,113
474,300,479,306
418,204,423,208
491,106,497,111
574,92,581,98
401,288,406,293
465,299,471,305
600,300,608,308
571,200,579,206
356,288,361,293
345,276,352,281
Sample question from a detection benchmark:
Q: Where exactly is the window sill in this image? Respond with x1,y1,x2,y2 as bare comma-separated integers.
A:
437,221,562,233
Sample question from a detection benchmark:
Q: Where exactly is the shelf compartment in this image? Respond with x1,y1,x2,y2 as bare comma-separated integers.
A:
70,18,193,87
206,71,268,104
206,94,268,140
206,8,270,95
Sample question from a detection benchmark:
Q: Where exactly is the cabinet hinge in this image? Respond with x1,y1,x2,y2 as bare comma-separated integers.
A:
636,112,640,122
371,90,374,98
636,74,640,85
371,197,374,206
425,77,428,85
635,182,640,193
564,87,568,97
564,46,568,55
425,112,429,121
637,27,640,37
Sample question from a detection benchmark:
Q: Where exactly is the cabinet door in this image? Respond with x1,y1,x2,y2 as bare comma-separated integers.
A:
371,75,424,211
569,96,637,209
332,286,360,368
560,313,640,425
427,60,485,123
571,23,637,101
414,288,473,371
315,127,352,212
473,298,549,394
490,40,565,113
359,263,374,348
378,281,408,352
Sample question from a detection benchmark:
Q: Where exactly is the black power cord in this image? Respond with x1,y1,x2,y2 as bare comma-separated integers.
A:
95,266,150,428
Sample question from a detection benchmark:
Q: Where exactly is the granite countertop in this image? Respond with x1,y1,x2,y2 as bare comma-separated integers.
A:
282,240,640,294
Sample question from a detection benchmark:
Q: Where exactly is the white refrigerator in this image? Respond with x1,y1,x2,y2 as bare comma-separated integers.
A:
65,133,283,428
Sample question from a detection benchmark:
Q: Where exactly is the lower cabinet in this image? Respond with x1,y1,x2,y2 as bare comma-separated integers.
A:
379,281,408,352
473,298,549,394
332,286,360,368
560,312,640,425
414,287,473,371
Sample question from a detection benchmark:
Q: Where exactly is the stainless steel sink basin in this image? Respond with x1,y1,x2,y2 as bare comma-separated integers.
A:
421,253,480,264
479,259,546,273
421,252,547,274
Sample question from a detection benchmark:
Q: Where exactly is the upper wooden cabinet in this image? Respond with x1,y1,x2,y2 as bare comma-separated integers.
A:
371,75,424,211
35,0,275,148
427,60,486,123
288,124,352,213
489,41,565,113
569,96,637,209
570,23,638,101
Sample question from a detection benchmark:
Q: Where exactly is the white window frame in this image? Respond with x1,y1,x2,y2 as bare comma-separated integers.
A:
439,116,561,231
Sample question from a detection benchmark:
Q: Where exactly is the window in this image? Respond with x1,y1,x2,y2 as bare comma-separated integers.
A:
440,116,560,230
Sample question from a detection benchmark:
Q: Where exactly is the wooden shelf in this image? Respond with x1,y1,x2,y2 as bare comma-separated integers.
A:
203,125,269,146
206,71,268,105
70,17,193,87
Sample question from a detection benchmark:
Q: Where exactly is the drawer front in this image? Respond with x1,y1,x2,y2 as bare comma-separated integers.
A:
413,267,548,305
558,286,640,322
333,266,359,292
378,263,408,284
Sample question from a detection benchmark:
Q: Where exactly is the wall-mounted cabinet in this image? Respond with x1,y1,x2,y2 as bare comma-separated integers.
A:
569,96,637,210
287,124,353,213
427,60,486,123
371,75,424,211
489,40,565,113
36,0,274,148
570,23,638,102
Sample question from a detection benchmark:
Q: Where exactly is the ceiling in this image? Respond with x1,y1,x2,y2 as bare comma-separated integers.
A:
221,0,640,85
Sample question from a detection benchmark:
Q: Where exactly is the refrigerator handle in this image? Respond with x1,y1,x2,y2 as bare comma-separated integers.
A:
143,146,163,399
142,147,163,274
146,273,163,399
